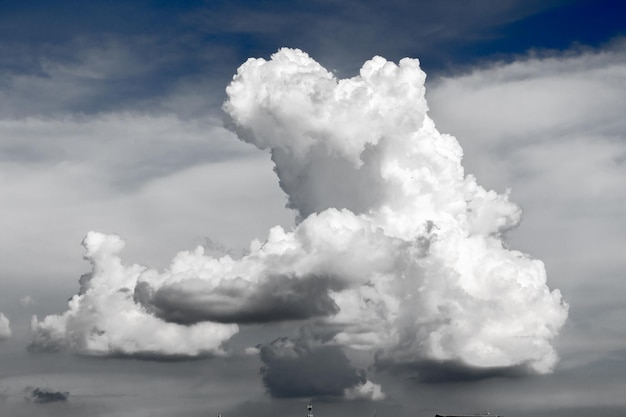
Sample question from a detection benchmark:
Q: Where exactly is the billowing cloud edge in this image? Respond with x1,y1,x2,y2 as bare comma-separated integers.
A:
30,49,568,385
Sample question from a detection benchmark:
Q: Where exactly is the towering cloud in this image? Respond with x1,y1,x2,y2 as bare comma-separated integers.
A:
223,48,568,374
31,49,567,387
0,313,11,341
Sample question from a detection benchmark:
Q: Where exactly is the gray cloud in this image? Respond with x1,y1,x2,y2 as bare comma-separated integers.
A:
27,387,69,403
19,296,34,308
258,337,382,399
136,273,341,325
268,144,388,221
0,113,252,190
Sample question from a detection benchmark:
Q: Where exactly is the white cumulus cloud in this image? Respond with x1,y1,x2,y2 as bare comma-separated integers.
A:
31,48,567,379
224,48,568,373
30,232,238,357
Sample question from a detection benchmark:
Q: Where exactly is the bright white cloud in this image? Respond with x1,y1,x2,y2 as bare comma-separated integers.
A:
0,313,11,341
426,42,626,365
31,49,567,378
30,232,238,357
224,48,568,372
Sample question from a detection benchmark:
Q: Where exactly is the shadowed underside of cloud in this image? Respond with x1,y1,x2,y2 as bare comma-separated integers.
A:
30,48,568,392
136,273,341,325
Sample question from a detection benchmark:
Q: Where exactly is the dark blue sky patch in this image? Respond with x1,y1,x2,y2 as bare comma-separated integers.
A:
0,0,624,116
464,0,626,64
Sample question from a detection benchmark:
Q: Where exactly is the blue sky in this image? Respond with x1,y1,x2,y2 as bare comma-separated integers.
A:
1,1,625,417
1,0,623,115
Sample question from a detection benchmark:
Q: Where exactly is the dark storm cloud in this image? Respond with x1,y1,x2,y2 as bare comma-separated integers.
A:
135,273,341,325
258,337,366,398
0,113,254,192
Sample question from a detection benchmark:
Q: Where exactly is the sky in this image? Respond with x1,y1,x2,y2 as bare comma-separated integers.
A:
0,0,625,416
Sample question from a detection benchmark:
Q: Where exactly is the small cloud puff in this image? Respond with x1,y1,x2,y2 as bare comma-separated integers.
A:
20,295,35,307
0,313,11,341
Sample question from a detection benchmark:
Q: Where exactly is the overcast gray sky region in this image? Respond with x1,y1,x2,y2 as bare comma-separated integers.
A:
1,1,626,416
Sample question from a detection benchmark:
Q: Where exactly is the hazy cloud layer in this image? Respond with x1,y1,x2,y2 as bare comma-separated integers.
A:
0,108,292,295
31,49,567,389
